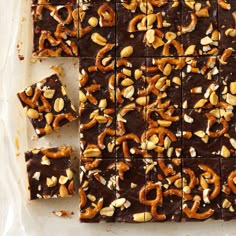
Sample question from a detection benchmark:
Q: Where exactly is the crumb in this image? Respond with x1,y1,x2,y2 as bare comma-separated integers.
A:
18,54,24,61
52,210,70,218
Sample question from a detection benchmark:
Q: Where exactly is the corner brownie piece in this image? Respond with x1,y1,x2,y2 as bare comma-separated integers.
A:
79,159,117,222
32,4,79,57
182,158,221,221
221,159,236,220
17,74,78,138
25,146,74,200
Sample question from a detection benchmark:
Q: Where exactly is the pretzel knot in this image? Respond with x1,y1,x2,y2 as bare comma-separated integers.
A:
227,170,236,195
139,181,166,221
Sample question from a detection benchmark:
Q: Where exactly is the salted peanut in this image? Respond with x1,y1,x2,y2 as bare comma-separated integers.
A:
120,46,134,58
122,68,132,77
45,113,53,124
221,145,230,158
83,146,101,158
200,36,213,45
218,0,231,10
100,206,115,217
164,136,171,149
140,2,148,14
98,99,107,110
211,30,220,41
183,186,191,194
183,100,188,109
87,194,96,202
194,98,207,108
133,212,152,222
225,28,236,37
88,17,98,27
27,108,39,119
147,14,156,26
66,169,73,180
41,155,50,165
222,199,232,209
107,142,115,153
201,135,209,144
230,138,236,149
165,32,177,41
184,45,196,55
230,82,236,95
203,188,211,204
59,175,69,185
136,96,148,106
226,93,236,105
163,63,172,76
89,110,99,119
25,87,33,96
191,86,202,94
194,130,205,138
172,76,181,86
123,85,134,98
111,198,126,208
158,120,172,127
189,146,196,157
32,172,40,181
59,184,69,197
146,29,155,44
229,206,235,212
44,89,55,99
174,178,182,189
209,92,218,105
185,1,195,9
134,69,143,80
184,114,194,123
91,33,107,46
195,2,202,11
121,78,134,87
46,176,57,187
196,7,209,17
95,115,107,123
54,98,64,112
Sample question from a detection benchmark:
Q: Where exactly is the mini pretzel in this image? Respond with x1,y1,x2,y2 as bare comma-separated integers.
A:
183,168,197,189
122,141,131,158
116,133,140,145
181,13,198,34
227,170,236,194
162,40,184,56
163,189,182,197
87,94,98,106
183,200,214,220
198,164,220,200
205,113,229,138
116,58,131,67
122,0,137,11
79,187,87,209
85,84,100,93
84,159,102,171
41,146,71,158
130,147,152,158
116,161,130,180
39,31,61,51
18,88,41,108
68,180,75,195
38,95,51,112
79,22,93,38
156,12,163,28
116,121,126,136
80,118,97,131
139,181,166,221
53,113,76,130
166,172,181,184
149,0,168,7
217,0,231,10
158,159,175,176
96,44,115,72
219,48,235,65
37,48,63,57
97,128,115,150
97,4,115,27
128,14,146,32
80,198,104,220
118,103,136,116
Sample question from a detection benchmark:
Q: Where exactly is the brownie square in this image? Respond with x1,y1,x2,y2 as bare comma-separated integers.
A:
78,2,116,57
221,158,236,220
218,0,236,57
182,56,220,109
145,108,182,158
114,159,147,222
80,108,116,158
116,3,147,57
182,158,221,221
115,106,147,160
181,0,218,56
116,57,147,108
146,57,183,109
25,146,74,200
79,159,117,222
79,57,116,109
145,158,182,221
17,74,78,138
146,1,183,57
182,109,222,157
32,5,79,57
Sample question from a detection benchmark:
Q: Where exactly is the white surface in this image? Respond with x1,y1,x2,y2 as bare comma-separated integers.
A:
1,0,236,236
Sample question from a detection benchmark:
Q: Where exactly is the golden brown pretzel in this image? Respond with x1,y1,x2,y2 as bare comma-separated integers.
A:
41,146,71,158
227,170,236,194
97,4,115,27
